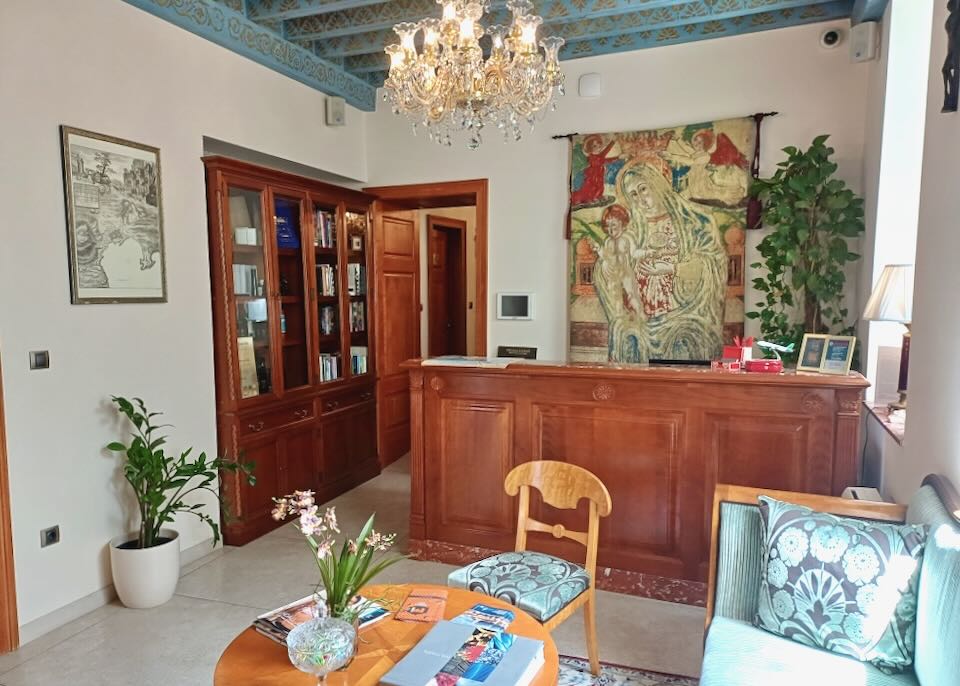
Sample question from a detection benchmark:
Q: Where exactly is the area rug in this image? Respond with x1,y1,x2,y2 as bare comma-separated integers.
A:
559,655,698,685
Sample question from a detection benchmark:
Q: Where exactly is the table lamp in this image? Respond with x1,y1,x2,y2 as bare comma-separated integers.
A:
862,264,914,411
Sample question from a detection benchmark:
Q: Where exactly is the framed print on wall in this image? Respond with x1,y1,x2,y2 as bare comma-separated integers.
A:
60,126,167,304
797,334,829,372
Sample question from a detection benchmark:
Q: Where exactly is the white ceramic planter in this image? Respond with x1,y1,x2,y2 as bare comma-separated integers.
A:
109,528,180,609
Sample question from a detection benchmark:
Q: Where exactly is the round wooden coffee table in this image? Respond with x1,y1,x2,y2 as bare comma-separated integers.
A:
214,583,559,685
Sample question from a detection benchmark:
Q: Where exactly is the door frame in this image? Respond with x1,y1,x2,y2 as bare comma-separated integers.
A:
0,355,19,653
426,214,468,357
364,179,488,356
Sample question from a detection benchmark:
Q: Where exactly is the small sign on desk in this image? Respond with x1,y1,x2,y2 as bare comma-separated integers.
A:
496,346,537,360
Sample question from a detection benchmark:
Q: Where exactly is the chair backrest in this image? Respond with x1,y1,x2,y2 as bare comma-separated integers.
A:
504,460,612,581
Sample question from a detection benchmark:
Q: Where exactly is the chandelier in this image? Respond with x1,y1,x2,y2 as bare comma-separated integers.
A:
382,0,565,148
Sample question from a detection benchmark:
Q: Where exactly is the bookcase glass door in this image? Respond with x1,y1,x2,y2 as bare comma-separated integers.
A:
273,194,310,392
314,201,342,382
228,185,274,399
345,210,370,378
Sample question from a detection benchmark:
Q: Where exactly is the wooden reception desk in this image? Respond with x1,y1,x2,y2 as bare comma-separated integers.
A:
405,359,869,603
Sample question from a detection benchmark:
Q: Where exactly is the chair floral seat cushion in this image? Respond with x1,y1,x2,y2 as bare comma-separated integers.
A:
447,551,590,622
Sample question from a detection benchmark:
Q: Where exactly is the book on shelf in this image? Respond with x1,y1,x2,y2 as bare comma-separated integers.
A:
350,301,366,332
316,264,337,297
314,209,336,249
232,263,259,296
395,587,447,623
319,305,338,336
347,263,366,296
320,353,340,381
237,337,259,399
253,594,389,646
350,346,368,375
380,620,544,686
275,203,300,249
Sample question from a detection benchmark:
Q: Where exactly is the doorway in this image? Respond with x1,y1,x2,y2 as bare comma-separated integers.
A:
0,355,19,653
427,215,467,358
366,180,488,466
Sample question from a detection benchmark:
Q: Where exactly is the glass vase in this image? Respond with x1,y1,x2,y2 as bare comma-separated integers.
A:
286,601,357,684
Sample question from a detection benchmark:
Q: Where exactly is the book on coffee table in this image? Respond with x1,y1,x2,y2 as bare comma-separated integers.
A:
381,620,544,686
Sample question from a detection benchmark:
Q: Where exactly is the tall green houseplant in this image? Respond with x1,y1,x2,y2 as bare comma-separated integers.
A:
749,136,864,360
107,396,255,549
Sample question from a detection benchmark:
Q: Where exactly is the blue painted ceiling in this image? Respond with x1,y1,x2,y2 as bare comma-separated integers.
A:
124,0,887,112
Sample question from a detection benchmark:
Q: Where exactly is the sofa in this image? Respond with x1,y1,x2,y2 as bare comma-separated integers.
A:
700,475,960,686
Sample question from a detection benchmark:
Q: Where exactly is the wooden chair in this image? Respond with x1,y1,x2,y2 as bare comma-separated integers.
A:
447,460,612,675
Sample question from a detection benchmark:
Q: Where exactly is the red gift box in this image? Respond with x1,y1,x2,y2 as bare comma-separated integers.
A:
722,336,754,362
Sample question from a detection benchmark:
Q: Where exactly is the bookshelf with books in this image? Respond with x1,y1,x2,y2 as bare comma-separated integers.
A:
204,157,378,546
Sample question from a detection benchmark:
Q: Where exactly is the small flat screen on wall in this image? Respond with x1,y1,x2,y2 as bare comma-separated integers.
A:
497,293,533,320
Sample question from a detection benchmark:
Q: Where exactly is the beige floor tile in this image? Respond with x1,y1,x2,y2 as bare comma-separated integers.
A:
0,595,256,686
0,455,705,683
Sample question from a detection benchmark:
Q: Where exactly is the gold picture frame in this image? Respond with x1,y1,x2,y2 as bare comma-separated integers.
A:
820,335,857,375
797,333,856,375
60,126,167,304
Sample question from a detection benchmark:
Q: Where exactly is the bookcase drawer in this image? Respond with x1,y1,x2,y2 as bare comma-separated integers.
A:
321,386,375,414
240,402,315,437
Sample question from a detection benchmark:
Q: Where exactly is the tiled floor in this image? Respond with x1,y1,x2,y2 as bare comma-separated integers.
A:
0,457,704,685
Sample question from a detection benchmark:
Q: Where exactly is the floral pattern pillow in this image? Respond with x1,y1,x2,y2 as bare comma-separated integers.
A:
755,496,927,673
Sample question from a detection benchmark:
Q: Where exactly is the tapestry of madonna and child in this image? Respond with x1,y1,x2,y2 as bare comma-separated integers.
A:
567,117,756,363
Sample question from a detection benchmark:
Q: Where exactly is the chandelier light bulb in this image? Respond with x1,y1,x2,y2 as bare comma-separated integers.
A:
384,0,565,148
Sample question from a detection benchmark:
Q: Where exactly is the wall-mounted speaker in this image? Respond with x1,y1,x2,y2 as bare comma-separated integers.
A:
325,96,346,126
850,22,879,63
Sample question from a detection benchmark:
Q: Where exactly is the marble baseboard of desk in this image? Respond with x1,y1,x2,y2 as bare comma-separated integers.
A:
409,538,707,607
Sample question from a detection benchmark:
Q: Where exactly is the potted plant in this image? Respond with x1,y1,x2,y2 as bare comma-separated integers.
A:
106,396,254,608
272,491,404,678
748,135,865,363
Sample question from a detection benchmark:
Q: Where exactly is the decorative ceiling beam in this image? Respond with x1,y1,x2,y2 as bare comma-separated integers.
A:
284,0,714,42
121,0,377,111
248,0,391,22
851,0,888,24
343,0,853,73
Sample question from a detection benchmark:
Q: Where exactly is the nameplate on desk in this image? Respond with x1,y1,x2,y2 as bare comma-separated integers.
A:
496,346,537,360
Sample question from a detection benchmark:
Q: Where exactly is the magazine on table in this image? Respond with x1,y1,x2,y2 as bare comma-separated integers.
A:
452,604,515,633
381,620,544,686
395,587,448,623
253,594,389,645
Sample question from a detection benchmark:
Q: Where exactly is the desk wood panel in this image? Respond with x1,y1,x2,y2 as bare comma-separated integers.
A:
407,361,868,583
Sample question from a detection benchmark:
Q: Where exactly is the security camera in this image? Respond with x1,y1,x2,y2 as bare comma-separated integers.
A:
820,29,843,49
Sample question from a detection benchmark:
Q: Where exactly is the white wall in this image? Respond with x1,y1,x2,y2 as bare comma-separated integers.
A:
886,0,960,503
0,0,367,630
859,0,932,403
417,208,478,357
367,21,871,360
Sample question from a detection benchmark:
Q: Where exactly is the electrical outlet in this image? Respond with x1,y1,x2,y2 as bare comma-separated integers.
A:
41,525,60,548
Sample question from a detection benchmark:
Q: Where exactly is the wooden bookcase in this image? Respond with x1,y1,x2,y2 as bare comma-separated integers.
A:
203,157,378,545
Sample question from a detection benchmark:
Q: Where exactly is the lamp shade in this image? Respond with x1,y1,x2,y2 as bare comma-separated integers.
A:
862,264,914,323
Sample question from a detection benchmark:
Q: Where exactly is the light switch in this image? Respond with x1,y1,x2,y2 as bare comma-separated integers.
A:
29,350,50,370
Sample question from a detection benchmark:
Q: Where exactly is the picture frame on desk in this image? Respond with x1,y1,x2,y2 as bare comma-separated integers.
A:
821,335,856,375
797,333,856,375
797,334,828,372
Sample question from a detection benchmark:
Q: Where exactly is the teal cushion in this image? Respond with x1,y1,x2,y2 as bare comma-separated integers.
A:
447,551,589,622
906,484,960,686
702,617,919,686
714,502,764,623
756,496,927,673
